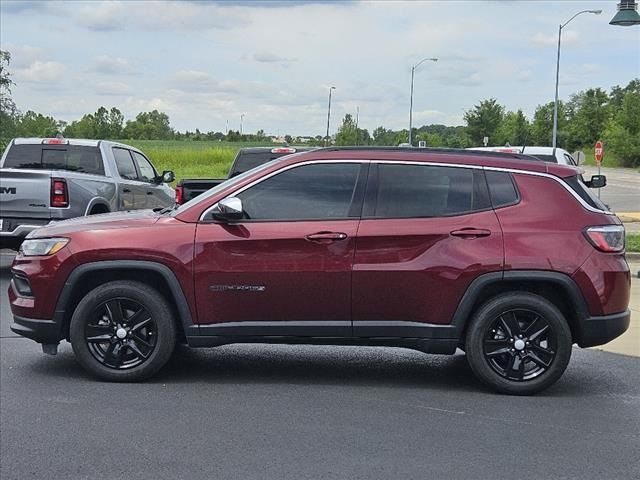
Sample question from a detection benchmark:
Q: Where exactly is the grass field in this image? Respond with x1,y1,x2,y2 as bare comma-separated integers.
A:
120,140,278,180
628,234,640,253
121,139,633,181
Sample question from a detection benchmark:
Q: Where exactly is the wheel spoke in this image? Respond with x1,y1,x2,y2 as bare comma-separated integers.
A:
130,317,152,333
516,356,526,380
525,316,550,342
499,311,521,337
503,355,516,377
528,344,554,368
103,342,124,367
132,332,153,348
128,340,150,360
86,323,113,344
86,333,113,343
105,300,124,324
485,339,511,357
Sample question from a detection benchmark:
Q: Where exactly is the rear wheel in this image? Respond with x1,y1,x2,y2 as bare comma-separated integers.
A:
70,281,176,381
465,292,572,395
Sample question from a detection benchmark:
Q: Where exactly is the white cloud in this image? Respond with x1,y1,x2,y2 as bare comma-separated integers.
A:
531,30,579,48
253,52,297,64
95,81,131,96
2,44,47,68
14,61,65,84
91,56,136,75
73,1,250,32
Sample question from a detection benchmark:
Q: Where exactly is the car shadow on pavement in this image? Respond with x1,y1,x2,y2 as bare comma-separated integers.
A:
20,340,633,397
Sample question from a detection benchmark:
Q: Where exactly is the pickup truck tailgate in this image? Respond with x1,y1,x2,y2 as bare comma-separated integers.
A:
0,169,51,219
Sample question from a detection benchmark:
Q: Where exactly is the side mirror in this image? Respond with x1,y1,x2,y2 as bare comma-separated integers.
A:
586,175,607,189
210,197,244,221
161,170,175,183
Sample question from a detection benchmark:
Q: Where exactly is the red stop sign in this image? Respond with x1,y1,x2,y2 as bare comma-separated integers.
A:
595,140,603,165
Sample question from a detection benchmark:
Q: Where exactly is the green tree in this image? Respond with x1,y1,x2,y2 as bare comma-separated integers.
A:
463,99,505,146
16,110,57,137
335,114,357,146
496,109,531,146
531,101,568,147
0,50,19,147
122,110,173,139
565,88,610,150
604,80,640,167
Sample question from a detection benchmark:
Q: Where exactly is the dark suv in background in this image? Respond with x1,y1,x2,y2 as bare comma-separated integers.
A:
9,147,630,394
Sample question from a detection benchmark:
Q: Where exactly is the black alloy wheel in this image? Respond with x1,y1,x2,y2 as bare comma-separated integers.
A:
85,298,157,370
483,309,556,381
465,292,572,395
70,280,176,382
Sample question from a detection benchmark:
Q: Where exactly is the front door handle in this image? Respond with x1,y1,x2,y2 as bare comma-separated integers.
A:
146,191,154,195
122,188,131,193
306,231,348,243
450,228,491,238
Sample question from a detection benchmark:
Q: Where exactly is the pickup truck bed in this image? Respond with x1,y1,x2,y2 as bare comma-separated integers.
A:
176,147,314,205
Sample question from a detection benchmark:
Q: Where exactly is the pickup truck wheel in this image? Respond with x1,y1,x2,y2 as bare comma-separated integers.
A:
465,292,572,395
70,281,176,382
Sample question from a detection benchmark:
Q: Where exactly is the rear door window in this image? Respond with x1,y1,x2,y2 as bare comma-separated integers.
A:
3,144,104,175
365,164,490,218
113,148,138,180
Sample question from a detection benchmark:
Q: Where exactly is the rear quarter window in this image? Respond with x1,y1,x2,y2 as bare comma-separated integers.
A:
563,175,608,211
3,144,104,175
485,170,519,208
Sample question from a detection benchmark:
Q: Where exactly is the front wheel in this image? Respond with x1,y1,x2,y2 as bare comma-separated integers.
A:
70,281,176,382
465,292,572,395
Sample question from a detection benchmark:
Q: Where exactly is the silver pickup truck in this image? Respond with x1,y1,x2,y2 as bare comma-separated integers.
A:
0,138,175,250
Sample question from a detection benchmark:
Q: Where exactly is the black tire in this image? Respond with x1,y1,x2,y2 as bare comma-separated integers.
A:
70,281,176,382
465,292,572,395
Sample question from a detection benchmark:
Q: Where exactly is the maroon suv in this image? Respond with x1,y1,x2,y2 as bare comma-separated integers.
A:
9,148,631,394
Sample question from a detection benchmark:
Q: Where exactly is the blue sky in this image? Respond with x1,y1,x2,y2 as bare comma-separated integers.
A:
1,0,638,136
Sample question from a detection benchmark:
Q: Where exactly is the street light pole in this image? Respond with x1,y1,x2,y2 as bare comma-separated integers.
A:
326,86,336,147
552,9,601,153
240,114,245,136
409,57,438,146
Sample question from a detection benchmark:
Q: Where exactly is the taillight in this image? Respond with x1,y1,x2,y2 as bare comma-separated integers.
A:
51,178,69,208
175,185,184,205
584,225,625,252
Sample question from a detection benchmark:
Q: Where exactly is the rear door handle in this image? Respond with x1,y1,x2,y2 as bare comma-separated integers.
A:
306,231,348,243
146,191,154,195
122,188,131,193
450,228,491,238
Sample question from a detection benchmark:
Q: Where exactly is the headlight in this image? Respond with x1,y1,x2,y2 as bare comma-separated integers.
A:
19,238,69,256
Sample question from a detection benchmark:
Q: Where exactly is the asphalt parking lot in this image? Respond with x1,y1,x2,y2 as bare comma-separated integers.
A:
1,251,639,480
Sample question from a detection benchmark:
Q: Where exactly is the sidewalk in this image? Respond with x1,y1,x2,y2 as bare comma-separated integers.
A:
592,259,640,357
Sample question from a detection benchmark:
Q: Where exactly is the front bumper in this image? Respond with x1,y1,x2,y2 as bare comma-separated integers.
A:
11,314,63,344
576,309,631,348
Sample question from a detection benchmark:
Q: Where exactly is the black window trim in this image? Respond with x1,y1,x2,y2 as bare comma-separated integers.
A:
200,160,369,224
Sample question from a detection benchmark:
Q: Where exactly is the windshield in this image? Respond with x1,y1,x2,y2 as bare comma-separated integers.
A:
170,158,284,216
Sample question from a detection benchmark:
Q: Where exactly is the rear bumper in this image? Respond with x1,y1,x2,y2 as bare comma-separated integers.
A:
0,219,52,249
576,310,631,348
11,314,62,344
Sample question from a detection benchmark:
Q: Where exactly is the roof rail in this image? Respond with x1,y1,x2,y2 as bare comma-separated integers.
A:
314,146,542,161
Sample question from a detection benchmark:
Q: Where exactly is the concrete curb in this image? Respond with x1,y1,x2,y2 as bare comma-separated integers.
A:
626,252,640,261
